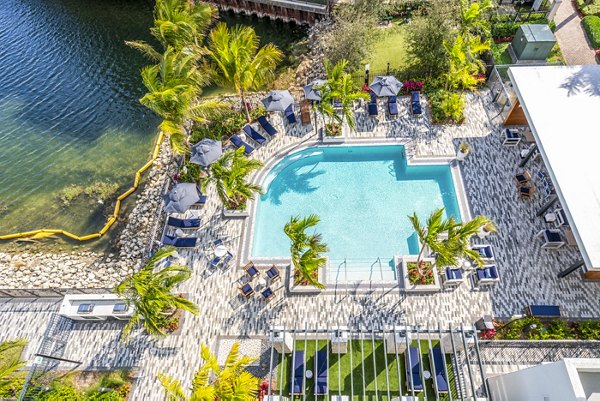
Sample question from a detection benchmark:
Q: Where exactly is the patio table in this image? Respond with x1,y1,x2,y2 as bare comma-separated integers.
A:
215,245,228,258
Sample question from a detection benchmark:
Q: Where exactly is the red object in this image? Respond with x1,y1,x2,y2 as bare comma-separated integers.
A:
258,381,270,401
361,84,370,92
479,328,496,340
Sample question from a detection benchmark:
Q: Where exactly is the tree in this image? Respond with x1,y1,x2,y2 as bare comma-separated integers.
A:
459,0,493,37
444,34,490,91
284,215,329,289
114,246,198,339
409,208,458,266
207,23,283,121
0,339,27,395
208,147,264,210
159,342,259,401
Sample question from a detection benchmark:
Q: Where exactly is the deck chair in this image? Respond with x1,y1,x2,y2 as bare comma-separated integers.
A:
291,350,305,395
266,265,281,282
405,347,423,391
167,216,200,229
242,125,266,145
367,92,378,116
239,283,254,299
515,170,531,185
257,116,278,136
519,184,534,199
315,349,328,395
162,235,197,248
229,134,255,155
411,91,422,115
388,95,398,115
261,287,275,303
430,348,449,393
285,105,297,124
244,262,259,280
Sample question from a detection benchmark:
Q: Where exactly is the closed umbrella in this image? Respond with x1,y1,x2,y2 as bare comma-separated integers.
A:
163,183,200,213
369,75,403,97
303,79,326,101
190,139,222,166
262,90,294,112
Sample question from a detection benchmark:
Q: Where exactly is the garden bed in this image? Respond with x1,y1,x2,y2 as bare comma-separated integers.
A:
480,317,600,340
288,262,326,294
399,256,440,292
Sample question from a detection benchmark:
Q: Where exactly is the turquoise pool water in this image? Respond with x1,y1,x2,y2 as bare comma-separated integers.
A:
252,145,461,269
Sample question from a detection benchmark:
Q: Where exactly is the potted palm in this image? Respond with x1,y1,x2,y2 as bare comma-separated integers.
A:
208,147,264,218
284,214,328,292
456,142,470,161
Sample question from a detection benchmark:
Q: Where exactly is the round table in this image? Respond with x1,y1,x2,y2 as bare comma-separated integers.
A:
305,370,313,379
545,212,557,223
215,245,228,258
462,259,472,269
423,370,432,380
175,228,184,237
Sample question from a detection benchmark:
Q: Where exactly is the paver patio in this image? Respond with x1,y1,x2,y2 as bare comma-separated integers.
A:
553,0,598,65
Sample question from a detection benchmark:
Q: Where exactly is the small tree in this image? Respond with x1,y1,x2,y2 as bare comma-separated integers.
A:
284,215,329,288
159,342,259,401
0,339,27,396
115,247,198,339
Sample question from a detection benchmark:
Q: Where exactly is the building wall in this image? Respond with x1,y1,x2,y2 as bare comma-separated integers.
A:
488,360,580,401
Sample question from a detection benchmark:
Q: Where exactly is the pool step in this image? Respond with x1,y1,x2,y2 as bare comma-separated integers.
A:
327,259,397,283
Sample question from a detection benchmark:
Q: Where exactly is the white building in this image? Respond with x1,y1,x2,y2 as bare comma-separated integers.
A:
488,358,600,401
59,293,133,321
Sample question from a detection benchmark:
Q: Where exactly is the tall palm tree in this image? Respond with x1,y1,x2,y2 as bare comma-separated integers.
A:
284,214,329,289
444,34,490,91
126,0,216,58
159,342,259,401
409,208,459,265
115,246,198,339
207,23,283,121
208,147,264,210
140,48,226,153
0,339,27,393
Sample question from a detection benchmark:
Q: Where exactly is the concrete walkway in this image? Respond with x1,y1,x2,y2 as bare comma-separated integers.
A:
554,0,598,65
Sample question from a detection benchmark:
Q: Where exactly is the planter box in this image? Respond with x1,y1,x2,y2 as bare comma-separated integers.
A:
398,256,441,292
288,260,327,294
222,208,249,218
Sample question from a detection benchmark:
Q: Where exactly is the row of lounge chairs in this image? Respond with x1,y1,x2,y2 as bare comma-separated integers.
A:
291,350,328,395
443,244,499,288
229,115,279,155
367,92,422,117
406,346,449,393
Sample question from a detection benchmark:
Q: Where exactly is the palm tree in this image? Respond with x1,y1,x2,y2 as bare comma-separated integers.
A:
159,342,259,401
140,48,226,153
0,339,27,394
409,208,459,266
444,33,490,91
114,246,198,339
459,0,493,37
284,215,329,289
208,147,264,210
126,0,216,57
207,23,283,121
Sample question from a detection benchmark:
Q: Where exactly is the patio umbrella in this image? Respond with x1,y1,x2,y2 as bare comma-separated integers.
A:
369,75,403,97
303,79,326,101
262,90,294,112
163,183,200,214
190,139,222,166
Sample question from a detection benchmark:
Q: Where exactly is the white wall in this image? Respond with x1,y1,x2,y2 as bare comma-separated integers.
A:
488,360,580,401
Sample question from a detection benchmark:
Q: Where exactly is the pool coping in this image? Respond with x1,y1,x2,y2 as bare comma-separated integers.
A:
239,138,473,286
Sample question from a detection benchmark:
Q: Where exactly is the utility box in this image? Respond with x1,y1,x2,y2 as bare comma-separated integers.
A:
511,24,556,61
270,326,294,354
386,325,410,354
331,326,348,354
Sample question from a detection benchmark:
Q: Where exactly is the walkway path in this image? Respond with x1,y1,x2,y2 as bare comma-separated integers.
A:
554,0,598,65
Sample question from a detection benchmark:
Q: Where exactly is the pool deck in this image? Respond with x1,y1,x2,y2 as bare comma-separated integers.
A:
1,89,600,400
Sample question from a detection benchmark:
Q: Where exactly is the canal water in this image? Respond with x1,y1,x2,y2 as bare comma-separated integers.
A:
0,0,307,249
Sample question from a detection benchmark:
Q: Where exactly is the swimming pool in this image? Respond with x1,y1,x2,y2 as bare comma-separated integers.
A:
251,145,462,281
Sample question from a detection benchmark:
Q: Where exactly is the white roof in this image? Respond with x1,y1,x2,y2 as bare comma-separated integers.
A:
59,293,133,318
508,65,600,270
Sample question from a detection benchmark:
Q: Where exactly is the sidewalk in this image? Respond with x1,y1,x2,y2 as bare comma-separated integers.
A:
553,0,598,64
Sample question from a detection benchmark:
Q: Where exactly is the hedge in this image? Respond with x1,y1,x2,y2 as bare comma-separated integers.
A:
576,0,600,17
583,15,600,49
491,18,556,38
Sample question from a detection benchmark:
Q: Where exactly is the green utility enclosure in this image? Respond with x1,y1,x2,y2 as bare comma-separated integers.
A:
511,24,556,61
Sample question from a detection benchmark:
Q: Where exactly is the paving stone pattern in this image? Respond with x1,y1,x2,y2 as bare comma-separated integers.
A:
553,0,598,65
1,90,599,400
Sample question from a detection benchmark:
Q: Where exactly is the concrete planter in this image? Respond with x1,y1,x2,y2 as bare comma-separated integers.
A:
222,208,249,218
398,256,441,292
288,259,327,294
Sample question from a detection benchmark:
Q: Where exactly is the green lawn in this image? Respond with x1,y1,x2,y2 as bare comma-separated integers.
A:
276,339,458,401
366,25,409,73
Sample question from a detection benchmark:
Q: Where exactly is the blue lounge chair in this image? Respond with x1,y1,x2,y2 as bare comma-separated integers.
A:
230,134,255,155
210,255,221,268
333,99,342,108
526,305,561,318
242,124,266,145
257,116,278,136
315,349,328,395
167,216,200,229
476,265,499,286
162,235,197,248
388,95,398,115
245,262,259,280
222,251,234,267
285,105,297,124
444,268,463,287
367,92,378,116
291,350,305,394
430,348,449,392
239,283,254,299
474,244,494,260
193,195,207,207
213,239,223,247
261,287,275,302
411,91,422,115
266,265,280,282
406,346,423,391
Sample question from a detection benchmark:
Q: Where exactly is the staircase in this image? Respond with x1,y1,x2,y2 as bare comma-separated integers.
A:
327,258,397,283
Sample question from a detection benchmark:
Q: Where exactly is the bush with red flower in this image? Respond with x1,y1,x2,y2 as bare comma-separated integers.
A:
402,81,424,93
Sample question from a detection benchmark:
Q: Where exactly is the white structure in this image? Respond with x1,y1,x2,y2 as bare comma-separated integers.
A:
330,326,348,353
488,358,600,401
59,293,133,321
270,326,293,354
508,65,600,277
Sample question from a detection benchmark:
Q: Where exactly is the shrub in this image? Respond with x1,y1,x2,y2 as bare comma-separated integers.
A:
0,377,25,398
86,390,125,401
36,385,84,401
429,91,465,124
577,0,600,17
576,320,600,339
491,18,553,38
583,15,600,48
190,105,265,145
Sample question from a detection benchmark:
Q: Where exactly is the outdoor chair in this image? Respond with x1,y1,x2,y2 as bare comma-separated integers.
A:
162,235,197,248
192,195,207,207
388,95,398,116
503,128,521,146
537,229,565,249
222,251,234,268
475,265,499,287
472,244,494,261
525,304,561,318
244,262,259,280
266,265,281,282
430,348,449,393
242,124,266,145
209,255,221,268
257,116,278,136
333,99,343,108
315,349,328,395
367,92,378,116
261,287,275,303
212,238,223,247
443,268,463,287
405,346,423,392
515,170,531,185
291,350,305,394
300,99,311,125
411,91,422,115
285,105,297,124
239,283,254,299
229,134,255,155
519,184,534,199
167,216,200,229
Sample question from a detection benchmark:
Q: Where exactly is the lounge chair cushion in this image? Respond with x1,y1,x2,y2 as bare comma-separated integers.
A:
241,283,253,296
162,235,197,248
230,134,255,155
545,230,562,243
406,347,423,391
431,348,449,392
477,245,494,259
242,125,266,145
368,102,378,116
528,305,561,317
477,265,498,280
246,265,259,278
257,116,278,136
167,216,200,228
388,100,398,115
285,105,297,124
292,350,305,394
266,266,280,279
411,91,422,115
315,349,328,394
261,287,274,299
446,268,462,280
